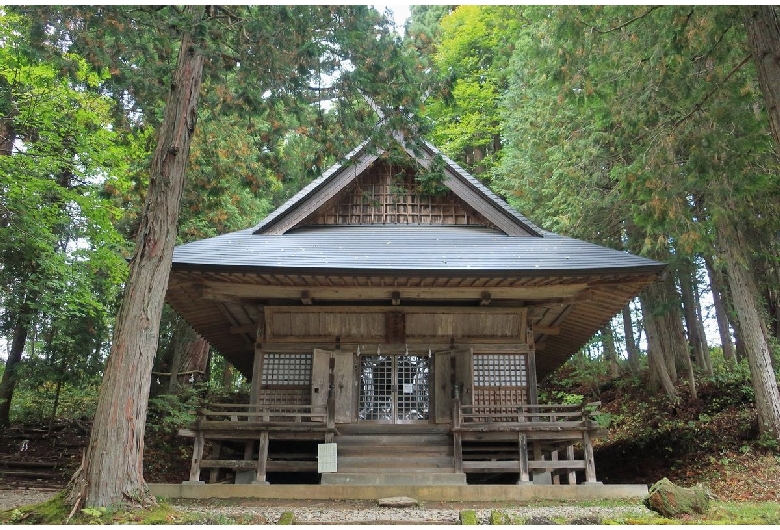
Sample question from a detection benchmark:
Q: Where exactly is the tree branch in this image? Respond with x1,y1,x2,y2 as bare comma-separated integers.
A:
672,53,753,128
588,6,663,34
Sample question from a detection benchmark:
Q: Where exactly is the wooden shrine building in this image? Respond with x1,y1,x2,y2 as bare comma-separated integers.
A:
166,137,665,487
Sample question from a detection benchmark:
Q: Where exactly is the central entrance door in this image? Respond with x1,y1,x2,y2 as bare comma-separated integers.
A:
358,354,430,423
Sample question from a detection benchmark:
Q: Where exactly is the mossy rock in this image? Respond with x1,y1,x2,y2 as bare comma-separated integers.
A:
277,511,296,525
490,510,510,525
459,509,478,525
645,477,710,518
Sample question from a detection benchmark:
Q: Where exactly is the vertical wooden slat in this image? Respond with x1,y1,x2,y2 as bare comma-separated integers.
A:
188,430,204,483
517,432,530,484
208,442,221,484
583,430,597,483
566,444,577,485
254,431,269,484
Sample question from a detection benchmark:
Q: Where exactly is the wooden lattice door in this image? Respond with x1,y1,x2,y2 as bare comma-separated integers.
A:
358,354,430,423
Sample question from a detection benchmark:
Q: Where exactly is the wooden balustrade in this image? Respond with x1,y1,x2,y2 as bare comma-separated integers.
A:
180,402,336,485
451,401,603,485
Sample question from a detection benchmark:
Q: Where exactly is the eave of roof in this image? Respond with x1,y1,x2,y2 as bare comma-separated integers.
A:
172,225,666,277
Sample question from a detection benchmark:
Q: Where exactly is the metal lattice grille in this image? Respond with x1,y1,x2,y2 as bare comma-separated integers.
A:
473,354,527,386
396,355,430,421
358,354,430,422
261,353,312,386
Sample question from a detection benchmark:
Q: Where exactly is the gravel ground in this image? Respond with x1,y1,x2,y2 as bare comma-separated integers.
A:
171,499,656,525
1,487,656,524
0,487,59,511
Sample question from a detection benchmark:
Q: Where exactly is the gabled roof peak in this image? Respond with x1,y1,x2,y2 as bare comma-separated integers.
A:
253,135,544,237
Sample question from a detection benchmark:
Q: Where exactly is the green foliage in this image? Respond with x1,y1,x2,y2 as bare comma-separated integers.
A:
277,511,296,525
8,378,100,423
146,386,200,436
459,510,478,525
489,510,510,525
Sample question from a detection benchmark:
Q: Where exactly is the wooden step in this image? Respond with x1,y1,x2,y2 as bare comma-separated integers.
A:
337,455,454,469
334,435,451,446
337,445,453,456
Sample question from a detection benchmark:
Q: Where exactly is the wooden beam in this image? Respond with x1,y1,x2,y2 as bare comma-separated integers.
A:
391,290,401,306
480,291,491,306
533,326,560,335
301,290,312,305
229,324,256,335
202,281,588,302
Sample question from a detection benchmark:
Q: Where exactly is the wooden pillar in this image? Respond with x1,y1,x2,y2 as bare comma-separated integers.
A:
250,346,264,406
551,447,560,485
566,444,577,485
187,431,204,483
517,432,530,484
208,442,221,484
583,430,597,483
452,395,463,473
253,431,269,484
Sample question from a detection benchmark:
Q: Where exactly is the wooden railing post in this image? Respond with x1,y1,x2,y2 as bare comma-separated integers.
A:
517,432,530,484
452,394,463,474
253,431,269,484
583,429,597,483
187,430,204,483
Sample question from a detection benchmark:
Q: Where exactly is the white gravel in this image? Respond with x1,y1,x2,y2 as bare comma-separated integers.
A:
172,501,656,524
1,487,656,524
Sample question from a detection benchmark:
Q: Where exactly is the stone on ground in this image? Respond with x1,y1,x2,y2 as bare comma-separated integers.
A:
645,477,711,517
376,496,418,508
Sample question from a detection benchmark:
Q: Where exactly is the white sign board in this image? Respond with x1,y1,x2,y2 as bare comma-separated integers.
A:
403,383,414,394
318,443,337,473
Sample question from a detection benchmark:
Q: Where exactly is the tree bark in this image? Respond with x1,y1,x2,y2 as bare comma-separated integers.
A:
715,211,780,442
743,6,780,153
704,254,736,364
641,292,678,398
622,304,641,373
68,15,205,509
600,323,619,377
0,310,31,427
679,262,710,375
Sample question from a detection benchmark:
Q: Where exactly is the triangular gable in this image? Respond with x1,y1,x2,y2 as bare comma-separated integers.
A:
254,137,544,237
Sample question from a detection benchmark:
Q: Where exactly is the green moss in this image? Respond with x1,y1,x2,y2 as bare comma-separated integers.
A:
489,510,510,525
278,511,296,525
459,509,478,525
0,491,70,524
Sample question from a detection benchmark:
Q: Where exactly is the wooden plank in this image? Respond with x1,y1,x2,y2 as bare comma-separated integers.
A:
189,431,204,482
463,460,585,472
518,432,530,483
434,352,452,423
311,348,331,411
333,349,354,423
255,431,269,483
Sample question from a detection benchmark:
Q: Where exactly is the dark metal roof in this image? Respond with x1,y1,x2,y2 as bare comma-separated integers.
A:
251,137,545,237
172,225,665,275
419,140,544,236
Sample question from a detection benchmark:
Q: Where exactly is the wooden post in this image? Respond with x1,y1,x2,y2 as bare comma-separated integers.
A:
253,431,269,484
566,444,577,485
551,447,560,485
517,432,530,484
187,430,204,483
583,430,597,483
452,395,463,473
209,442,221,484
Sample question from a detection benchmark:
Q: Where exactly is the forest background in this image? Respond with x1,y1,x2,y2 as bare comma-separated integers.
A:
1,4,780,510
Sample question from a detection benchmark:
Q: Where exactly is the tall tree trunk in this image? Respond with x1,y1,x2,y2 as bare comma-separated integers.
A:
744,6,780,153
622,303,641,373
679,261,709,374
640,293,678,398
704,254,736,364
693,277,713,374
0,310,31,427
600,323,619,377
68,15,205,509
716,211,780,442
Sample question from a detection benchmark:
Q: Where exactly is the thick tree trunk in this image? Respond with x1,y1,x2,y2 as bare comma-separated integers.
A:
68,20,204,510
744,6,780,153
0,312,30,427
704,254,736,364
640,284,677,398
716,212,780,442
622,304,641,373
679,263,710,375
600,324,619,377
